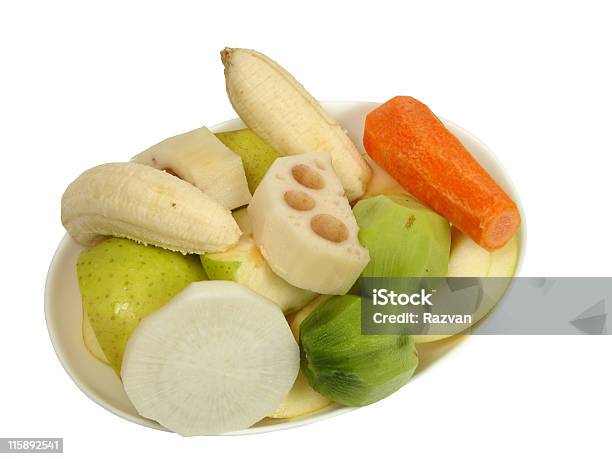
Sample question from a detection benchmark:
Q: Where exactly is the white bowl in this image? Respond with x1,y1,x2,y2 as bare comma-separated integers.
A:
45,101,525,435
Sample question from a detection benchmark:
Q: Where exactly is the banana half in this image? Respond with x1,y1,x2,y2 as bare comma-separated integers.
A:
221,47,371,202
61,162,241,254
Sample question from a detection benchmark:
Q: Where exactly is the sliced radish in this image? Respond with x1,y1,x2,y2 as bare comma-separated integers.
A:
121,281,299,435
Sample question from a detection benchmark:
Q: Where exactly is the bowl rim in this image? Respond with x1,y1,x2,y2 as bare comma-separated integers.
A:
45,100,526,435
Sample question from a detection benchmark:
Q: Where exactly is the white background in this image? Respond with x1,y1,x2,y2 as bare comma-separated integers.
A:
1,1,610,457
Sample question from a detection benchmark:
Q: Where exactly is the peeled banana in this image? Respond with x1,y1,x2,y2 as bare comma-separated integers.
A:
61,162,241,254
132,126,251,210
221,47,371,201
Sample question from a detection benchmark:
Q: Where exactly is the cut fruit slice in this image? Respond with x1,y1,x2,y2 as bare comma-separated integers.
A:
82,309,109,364
289,295,330,340
132,126,251,210
415,230,519,344
488,235,519,277
362,155,406,198
232,207,252,236
447,227,491,277
215,129,279,193
269,295,332,419
200,236,317,314
269,371,333,419
248,152,369,294
121,281,299,436
448,228,519,278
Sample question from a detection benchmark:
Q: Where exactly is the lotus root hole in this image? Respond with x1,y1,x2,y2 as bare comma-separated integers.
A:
311,214,348,243
292,164,324,189
284,190,316,211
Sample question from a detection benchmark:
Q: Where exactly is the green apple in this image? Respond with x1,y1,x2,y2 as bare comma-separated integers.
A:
77,237,206,375
201,236,317,314
215,129,279,193
352,194,451,278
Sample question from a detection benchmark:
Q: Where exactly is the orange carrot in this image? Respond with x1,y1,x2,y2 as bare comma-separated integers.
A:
363,96,520,251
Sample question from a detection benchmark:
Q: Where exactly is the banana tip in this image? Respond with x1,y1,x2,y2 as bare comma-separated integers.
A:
220,47,232,66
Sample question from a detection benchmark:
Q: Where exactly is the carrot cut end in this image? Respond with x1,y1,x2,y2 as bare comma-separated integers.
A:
481,210,521,251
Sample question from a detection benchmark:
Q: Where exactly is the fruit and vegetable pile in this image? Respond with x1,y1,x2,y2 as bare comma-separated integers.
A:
60,48,521,435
